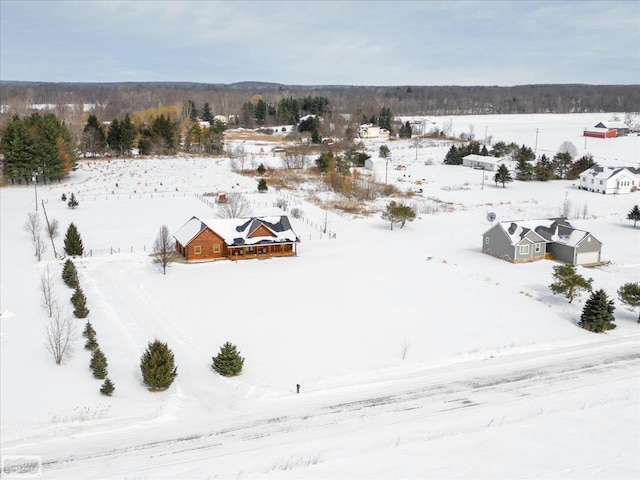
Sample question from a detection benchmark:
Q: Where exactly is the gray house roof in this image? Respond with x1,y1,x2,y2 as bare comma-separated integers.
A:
485,218,598,248
579,166,640,181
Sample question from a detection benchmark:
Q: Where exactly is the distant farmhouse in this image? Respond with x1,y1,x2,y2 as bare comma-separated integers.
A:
583,121,629,138
578,166,640,194
462,154,516,172
358,123,390,140
174,215,300,262
482,218,602,266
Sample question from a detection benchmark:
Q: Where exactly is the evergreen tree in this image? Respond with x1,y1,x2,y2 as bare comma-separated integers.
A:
202,102,214,124
81,114,107,157
568,154,596,180
311,129,321,144
257,178,268,192
381,201,416,230
182,99,198,122
444,145,462,165
378,107,393,133
579,289,616,333
120,114,136,156
254,99,267,125
549,264,593,303
627,205,640,228
85,335,99,351
212,342,245,377
256,163,266,175
62,259,79,288
534,154,555,181
480,145,489,156
71,286,90,318
64,222,84,256
618,282,640,323
553,152,573,179
107,118,122,155
493,164,513,188
67,192,79,209
514,145,535,180
100,377,115,396
150,114,178,154
0,113,75,184
82,321,96,339
90,348,108,379
140,339,178,390
398,121,412,138
379,144,390,159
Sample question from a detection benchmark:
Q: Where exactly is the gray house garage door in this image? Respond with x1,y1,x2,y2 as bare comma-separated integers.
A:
576,251,600,265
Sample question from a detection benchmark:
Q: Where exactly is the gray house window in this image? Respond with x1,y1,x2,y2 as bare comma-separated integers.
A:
534,244,541,253
518,245,529,255
485,237,490,245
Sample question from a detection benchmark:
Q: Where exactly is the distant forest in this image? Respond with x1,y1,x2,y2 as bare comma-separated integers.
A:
1,82,638,122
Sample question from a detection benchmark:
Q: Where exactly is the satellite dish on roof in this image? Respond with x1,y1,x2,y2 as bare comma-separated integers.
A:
487,212,496,223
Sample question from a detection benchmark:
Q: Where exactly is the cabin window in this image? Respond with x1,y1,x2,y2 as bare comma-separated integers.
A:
519,245,529,255
213,244,220,253
194,246,202,255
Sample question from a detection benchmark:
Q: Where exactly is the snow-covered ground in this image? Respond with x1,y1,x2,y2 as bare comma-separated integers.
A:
1,113,639,479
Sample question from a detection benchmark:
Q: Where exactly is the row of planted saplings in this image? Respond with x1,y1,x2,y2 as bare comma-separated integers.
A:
62,259,114,396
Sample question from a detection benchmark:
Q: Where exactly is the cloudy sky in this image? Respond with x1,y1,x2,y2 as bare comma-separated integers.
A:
1,0,638,86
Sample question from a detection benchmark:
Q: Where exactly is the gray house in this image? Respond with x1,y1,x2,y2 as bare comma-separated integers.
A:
482,218,602,265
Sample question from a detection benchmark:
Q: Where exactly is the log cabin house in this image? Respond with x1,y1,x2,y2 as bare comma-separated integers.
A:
173,215,300,262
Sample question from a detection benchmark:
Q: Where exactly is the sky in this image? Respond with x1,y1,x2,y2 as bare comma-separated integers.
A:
1,0,639,86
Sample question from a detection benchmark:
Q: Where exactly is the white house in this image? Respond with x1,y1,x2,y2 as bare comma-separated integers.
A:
462,154,516,172
358,123,390,140
579,166,640,194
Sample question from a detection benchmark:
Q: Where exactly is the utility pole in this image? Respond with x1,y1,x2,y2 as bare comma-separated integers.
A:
535,128,539,153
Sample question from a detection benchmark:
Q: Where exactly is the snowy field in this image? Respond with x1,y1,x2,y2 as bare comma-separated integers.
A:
1,113,639,479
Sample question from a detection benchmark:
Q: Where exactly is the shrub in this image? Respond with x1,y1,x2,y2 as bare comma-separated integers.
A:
71,286,89,318
90,348,108,379
62,259,79,288
212,342,245,377
100,378,115,396
140,340,178,391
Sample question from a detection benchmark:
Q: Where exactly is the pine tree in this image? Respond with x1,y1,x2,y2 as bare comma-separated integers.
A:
140,339,178,390
257,178,268,192
579,289,616,333
493,164,513,188
202,102,214,124
90,348,108,379
71,286,90,318
67,192,79,209
514,145,535,181
85,335,99,351
627,205,640,228
618,282,640,323
257,163,266,175
549,264,593,303
100,377,115,396
64,223,84,256
62,259,79,288
212,342,245,377
82,321,96,338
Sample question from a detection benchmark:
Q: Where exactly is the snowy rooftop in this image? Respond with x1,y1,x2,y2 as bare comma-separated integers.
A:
174,215,300,247
496,218,595,247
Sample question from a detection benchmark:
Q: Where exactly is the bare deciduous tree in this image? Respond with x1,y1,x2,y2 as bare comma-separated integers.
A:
34,234,47,261
24,212,42,243
557,141,578,159
40,265,57,317
217,192,252,219
46,305,75,365
152,225,175,275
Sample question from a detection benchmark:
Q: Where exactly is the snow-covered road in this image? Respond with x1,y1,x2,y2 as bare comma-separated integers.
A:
5,335,638,479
